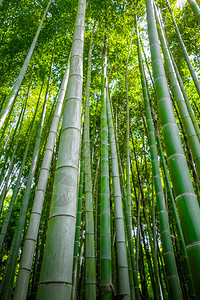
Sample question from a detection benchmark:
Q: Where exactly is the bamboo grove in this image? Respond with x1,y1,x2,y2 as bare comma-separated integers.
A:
0,0,200,298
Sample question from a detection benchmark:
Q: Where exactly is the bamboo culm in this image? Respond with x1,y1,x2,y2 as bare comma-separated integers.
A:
37,1,86,298
84,32,96,299
166,0,200,97
1,55,52,299
13,53,70,300
146,0,200,297
125,39,132,229
99,37,112,300
0,74,31,212
148,92,195,297
0,0,52,131
138,37,183,298
116,135,140,299
0,84,43,255
169,47,200,144
187,0,200,24
72,145,84,300
156,6,200,183
106,89,131,299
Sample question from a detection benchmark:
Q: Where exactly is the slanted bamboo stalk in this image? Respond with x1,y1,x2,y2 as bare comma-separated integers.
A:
1,54,52,299
14,53,70,300
0,75,31,212
187,0,200,24
171,94,200,198
0,0,52,131
169,48,200,143
0,84,42,255
148,91,196,297
32,146,57,297
166,0,200,97
156,6,200,182
146,0,200,297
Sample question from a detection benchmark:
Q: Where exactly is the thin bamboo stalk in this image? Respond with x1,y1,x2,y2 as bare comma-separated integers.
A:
0,85,42,255
169,48,200,144
84,32,96,299
1,57,51,299
116,137,140,299
0,0,52,130
99,37,112,300
72,147,84,300
125,38,133,229
0,75,31,212
166,0,200,97
106,88,131,299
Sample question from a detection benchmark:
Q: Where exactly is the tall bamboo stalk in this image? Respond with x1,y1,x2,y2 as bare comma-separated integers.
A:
187,0,200,24
0,117,24,212
13,53,70,300
148,86,196,298
99,37,112,300
31,146,57,297
72,144,84,300
146,0,200,297
135,190,140,279
0,72,32,212
171,94,200,199
166,0,200,97
130,125,163,298
138,38,182,298
169,48,200,143
1,55,52,299
106,89,131,299
0,85,42,254
0,66,33,166
116,136,140,299
37,1,86,298
156,6,200,183
0,0,52,131
125,38,132,228
84,32,96,299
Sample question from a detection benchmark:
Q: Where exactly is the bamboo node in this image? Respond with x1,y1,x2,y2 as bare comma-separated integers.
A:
99,282,115,296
